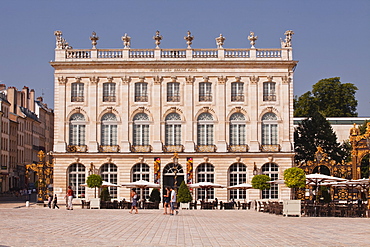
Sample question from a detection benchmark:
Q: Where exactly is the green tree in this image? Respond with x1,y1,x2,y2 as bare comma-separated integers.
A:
100,187,110,201
294,111,345,164
86,174,102,198
294,77,358,117
284,167,306,199
359,119,370,134
251,175,271,191
149,188,161,202
177,181,192,203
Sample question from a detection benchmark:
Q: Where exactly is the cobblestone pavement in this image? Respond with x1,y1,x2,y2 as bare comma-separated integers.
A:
0,200,370,246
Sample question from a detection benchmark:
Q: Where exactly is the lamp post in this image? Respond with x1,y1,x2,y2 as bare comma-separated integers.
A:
173,153,179,191
253,162,258,176
315,147,323,174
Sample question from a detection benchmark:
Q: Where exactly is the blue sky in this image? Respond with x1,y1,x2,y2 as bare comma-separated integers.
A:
1,0,369,116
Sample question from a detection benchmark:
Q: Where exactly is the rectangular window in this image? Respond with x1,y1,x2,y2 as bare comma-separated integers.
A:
231,82,244,102
71,83,84,102
167,83,180,102
263,82,276,101
199,82,212,102
262,124,277,145
103,83,116,102
135,83,148,102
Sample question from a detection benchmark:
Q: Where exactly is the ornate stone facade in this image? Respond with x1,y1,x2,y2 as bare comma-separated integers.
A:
51,30,298,203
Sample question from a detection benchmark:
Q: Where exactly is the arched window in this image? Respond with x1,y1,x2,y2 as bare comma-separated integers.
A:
196,163,215,200
262,113,278,145
165,113,181,145
199,82,212,102
135,82,148,102
231,82,244,102
68,163,86,197
132,163,150,200
229,113,246,145
197,113,214,145
103,82,116,102
101,163,118,198
167,82,180,102
263,82,276,101
133,113,149,145
261,163,279,199
229,163,247,200
71,82,84,102
101,113,118,146
69,113,86,145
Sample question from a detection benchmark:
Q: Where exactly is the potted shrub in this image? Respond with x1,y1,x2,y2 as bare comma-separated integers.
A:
177,181,192,209
284,167,306,199
86,174,103,198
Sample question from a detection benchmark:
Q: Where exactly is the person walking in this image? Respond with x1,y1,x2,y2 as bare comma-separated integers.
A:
53,194,59,209
65,186,74,210
129,189,138,214
47,194,53,208
170,187,179,216
163,187,170,215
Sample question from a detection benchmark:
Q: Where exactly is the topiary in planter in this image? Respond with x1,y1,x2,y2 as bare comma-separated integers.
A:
177,181,192,203
251,175,271,191
86,174,103,198
149,188,161,202
284,167,306,199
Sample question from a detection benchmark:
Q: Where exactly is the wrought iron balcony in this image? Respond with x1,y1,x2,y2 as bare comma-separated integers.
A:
227,144,249,153
163,145,184,153
67,145,88,153
167,96,180,102
130,145,152,153
263,95,276,101
260,144,281,152
134,96,148,102
231,95,244,102
195,144,217,153
98,145,120,153
199,95,212,102
103,96,116,102
71,96,84,102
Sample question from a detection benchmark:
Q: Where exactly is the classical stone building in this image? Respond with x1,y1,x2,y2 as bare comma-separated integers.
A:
0,85,54,193
51,30,298,203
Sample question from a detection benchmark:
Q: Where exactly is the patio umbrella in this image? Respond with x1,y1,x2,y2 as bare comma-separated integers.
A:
80,181,120,187
189,182,225,201
305,174,347,202
228,183,254,202
121,180,160,201
267,179,286,185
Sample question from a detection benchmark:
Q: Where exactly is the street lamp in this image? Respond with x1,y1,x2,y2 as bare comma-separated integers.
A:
253,162,258,176
315,147,323,174
173,153,179,190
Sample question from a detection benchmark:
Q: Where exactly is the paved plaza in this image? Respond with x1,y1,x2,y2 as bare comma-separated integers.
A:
1,199,370,247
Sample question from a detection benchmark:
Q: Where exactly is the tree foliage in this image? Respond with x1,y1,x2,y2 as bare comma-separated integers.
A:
251,175,271,190
359,120,370,135
177,181,192,203
284,167,306,189
294,111,345,163
294,77,358,117
86,174,102,198
149,188,161,202
100,187,110,201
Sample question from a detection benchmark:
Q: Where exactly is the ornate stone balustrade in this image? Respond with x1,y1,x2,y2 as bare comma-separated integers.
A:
67,145,88,153
227,144,249,153
130,145,152,153
98,145,120,153
260,144,281,152
162,145,184,153
195,145,217,153
58,47,292,61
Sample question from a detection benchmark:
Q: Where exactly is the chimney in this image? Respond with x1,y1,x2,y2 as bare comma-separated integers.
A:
7,87,17,113
29,89,35,112
22,86,29,109
0,84,6,91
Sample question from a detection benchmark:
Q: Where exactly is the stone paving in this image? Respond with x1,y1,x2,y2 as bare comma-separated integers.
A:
0,199,370,246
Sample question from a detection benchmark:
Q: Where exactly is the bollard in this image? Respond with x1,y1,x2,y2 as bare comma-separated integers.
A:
26,201,29,207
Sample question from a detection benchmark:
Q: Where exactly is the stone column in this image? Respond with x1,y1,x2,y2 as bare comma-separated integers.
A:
152,76,163,152
120,76,131,152
249,75,260,152
87,77,99,152
54,76,67,152
184,76,195,152
216,76,227,152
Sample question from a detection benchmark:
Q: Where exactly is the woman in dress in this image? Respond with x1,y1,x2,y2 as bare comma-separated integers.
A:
163,187,170,214
129,189,138,214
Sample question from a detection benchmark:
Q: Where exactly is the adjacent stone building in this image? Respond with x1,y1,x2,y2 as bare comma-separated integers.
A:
51,30,298,202
0,85,54,193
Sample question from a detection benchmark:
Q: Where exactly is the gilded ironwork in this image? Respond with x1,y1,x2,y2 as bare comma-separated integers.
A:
67,145,88,153
195,145,217,153
98,145,120,153
26,150,53,203
350,122,370,180
260,144,280,152
130,145,152,153
227,144,249,153
163,145,184,153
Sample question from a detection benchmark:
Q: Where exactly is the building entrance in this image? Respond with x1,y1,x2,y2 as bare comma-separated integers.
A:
163,163,184,196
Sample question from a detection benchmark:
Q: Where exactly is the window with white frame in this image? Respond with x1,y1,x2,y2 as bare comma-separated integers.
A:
135,82,148,102
69,113,86,145
197,113,214,145
263,82,276,101
165,113,181,145
100,163,118,198
196,163,215,200
103,83,116,102
132,163,150,200
199,82,212,102
167,82,180,102
133,113,149,146
231,82,244,102
261,113,278,145
229,113,246,145
68,163,86,197
71,83,84,102
229,163,247,200
101,113,118,146
261,163,279,199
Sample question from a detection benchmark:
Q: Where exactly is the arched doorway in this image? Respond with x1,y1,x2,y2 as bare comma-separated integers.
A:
163,163,184,193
